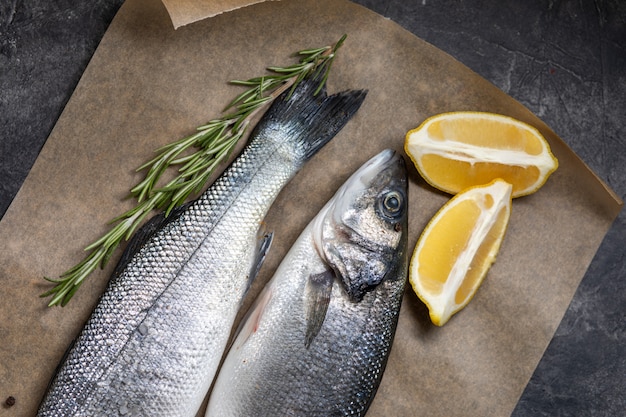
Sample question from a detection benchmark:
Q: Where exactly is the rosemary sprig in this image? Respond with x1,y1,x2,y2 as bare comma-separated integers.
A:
42,35,347,307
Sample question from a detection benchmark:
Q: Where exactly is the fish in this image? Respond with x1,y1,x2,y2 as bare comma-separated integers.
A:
37,77,367,417
205,149,408,417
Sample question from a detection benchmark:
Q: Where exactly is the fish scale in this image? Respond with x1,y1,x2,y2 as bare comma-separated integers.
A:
37,78,366,417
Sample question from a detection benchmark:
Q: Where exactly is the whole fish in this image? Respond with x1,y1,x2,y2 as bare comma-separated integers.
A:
37,78,367,417
206,149,408,417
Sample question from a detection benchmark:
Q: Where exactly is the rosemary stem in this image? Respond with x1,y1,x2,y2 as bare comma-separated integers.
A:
42,35,348,307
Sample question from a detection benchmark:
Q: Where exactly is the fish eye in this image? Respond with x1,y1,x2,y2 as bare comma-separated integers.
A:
385,193,401,211
378,190,405,220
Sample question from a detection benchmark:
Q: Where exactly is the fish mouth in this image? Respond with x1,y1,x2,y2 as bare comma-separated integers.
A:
356,148,402,184
332,149,406,219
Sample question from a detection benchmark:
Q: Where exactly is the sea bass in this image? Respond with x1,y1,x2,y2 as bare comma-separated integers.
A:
206,149,408,417
37,78,367,417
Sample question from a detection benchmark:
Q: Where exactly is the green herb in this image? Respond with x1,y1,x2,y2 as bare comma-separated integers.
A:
41,35,347,307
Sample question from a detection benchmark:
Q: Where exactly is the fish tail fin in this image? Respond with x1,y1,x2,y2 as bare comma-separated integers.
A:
261,76,368,161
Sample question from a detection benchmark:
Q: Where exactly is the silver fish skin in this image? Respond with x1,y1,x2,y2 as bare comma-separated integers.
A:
37,78,367,417
206,149,408,417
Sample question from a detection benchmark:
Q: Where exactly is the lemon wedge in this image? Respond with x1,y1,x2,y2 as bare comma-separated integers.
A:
409,179,513,326
405,112,558,198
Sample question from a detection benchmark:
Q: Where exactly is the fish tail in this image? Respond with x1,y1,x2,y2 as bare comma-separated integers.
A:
262,76,368,161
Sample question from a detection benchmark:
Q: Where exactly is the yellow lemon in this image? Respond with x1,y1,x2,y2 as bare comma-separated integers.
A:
410,179,513,326
405,112,558,198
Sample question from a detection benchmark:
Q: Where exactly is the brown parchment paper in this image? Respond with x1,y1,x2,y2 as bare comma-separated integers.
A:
0,0,622,416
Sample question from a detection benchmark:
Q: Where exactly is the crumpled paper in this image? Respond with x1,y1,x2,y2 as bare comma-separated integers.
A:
161,0,281,28
0,0,621,416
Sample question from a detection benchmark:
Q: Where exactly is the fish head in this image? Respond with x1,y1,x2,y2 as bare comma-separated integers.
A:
314,149,408,301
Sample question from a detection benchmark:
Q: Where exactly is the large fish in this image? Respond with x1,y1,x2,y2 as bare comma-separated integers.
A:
37,78,367,417
206,149,408,417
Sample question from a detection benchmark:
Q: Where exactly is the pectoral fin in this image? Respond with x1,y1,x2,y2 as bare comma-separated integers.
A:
246,228,274,293
304,269,334,349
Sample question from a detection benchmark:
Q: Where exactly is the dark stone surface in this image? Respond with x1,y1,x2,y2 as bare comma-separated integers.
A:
0,0,125,217
1,0,624,415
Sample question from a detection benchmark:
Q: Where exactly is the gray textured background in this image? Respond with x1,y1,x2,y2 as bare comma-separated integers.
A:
1,0,624,415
